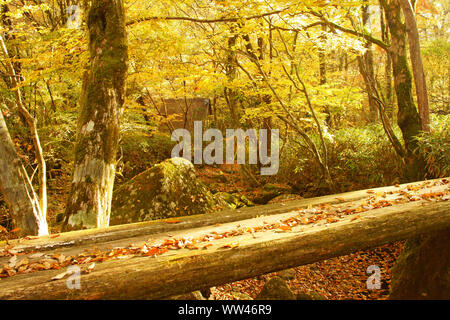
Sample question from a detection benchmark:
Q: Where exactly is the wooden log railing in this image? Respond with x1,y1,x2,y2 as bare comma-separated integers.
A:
0,178,448,299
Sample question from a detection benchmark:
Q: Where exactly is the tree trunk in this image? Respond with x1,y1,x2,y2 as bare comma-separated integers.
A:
0,111,48,236
380,3,394,120
318,25,333,126
224,30,239,127
63,0,128,231
318,35,326,85
381,0,424,181
357,55,406,159
360,4,378,122
399,0,430,132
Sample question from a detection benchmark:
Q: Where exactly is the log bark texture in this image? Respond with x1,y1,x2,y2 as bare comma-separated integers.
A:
7,179,434,253
0,190,448,300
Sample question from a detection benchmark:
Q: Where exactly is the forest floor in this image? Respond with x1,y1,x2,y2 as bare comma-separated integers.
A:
211,241,403,300
0,163,407,300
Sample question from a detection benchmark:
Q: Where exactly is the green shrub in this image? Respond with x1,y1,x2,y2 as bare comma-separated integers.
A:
39,111,77,178
416,114,450,178
118,131,176,183
333,125,402,181
279,115,450,196
422,40,450,114
278,124,403,195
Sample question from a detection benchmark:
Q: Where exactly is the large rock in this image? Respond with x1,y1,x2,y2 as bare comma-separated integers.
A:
276,268,296,280
230,291,253,300
110,158,222,225
253,184,293,204
255,276,296,300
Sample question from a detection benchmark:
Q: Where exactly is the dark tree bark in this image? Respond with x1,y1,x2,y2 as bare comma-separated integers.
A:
63,0,128,231
381,0,424,181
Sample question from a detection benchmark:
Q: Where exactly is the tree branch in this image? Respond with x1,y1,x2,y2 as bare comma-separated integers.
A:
126,9,289,26
308,11,390,51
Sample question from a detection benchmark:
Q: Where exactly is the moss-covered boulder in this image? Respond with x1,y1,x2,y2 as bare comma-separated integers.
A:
255,276,296,300
253,183,293,205
110,158,221,225
276,268,296,280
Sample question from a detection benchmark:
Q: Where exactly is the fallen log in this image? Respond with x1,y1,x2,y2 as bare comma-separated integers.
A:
3,178,445,254
0,194,448,299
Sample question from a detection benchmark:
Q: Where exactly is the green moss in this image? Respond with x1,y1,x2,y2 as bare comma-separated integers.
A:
110,158,221,225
